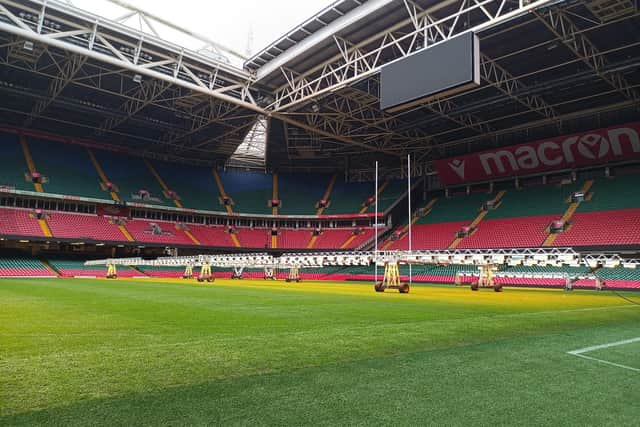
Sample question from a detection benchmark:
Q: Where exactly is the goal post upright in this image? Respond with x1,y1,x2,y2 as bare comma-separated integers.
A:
374,160,378,285
408,154,412,286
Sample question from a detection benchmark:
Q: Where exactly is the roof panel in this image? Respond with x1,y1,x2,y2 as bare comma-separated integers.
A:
245,0,365,71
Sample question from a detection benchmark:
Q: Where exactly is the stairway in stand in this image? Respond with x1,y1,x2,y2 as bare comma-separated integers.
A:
448,191,506,249
543,180,594,246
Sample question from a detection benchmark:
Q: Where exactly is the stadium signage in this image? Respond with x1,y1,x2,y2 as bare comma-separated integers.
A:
435,122,640,185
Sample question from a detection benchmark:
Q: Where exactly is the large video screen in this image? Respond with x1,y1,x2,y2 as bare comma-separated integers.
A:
380,32,480,111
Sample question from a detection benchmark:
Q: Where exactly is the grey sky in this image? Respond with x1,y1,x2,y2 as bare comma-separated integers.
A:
68,0,336,64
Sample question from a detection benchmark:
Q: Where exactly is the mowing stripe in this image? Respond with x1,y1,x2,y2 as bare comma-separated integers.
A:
2,303,638,363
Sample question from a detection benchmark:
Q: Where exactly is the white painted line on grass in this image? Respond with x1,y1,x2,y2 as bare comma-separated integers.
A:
567,336,640,373
568,337,640,355
569,353,640,373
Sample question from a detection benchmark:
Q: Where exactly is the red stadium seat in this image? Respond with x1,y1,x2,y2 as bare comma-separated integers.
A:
0,208,46,237
47,212,129,242
553,209,640,247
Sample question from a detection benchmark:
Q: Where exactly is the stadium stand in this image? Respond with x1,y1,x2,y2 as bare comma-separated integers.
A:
151,161,219,211
0,208,46,237
596,267,640,289
0,257,55,277
298,266,350,281
48,259,142,278
541,174,640,247
1,133,410,216
387,191,494,250
487,182,579,219
419,192,489,224
236,227,271,248
26,138,104,199
553,209,640,247
137,265,185,278
457,215,556,249
321,178,374,215
0,133,30,191
277,173,327,215
385,177,635,250
388,221,468,250
1,253,638,290
277,229,313,249
340,228,376,249
363,180,406,213
303,263,638,290
313,228,360,249
94,150,167,205
3,131,640,254
46,212,130,242
218,170,272,215
186,224,235,248
411,264,479,283
501,265,588,275
125,220,193,245
577,175,640,212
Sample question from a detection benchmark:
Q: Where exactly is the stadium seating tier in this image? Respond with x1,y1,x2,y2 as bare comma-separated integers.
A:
27,138,104,199
0,208,46,237
46,212,129,242
0,133,30,191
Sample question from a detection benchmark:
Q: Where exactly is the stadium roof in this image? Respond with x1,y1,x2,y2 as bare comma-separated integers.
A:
251,0,640,169
0,0,638,173
245,0,376,73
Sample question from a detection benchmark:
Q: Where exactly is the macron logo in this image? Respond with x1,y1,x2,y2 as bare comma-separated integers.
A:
448,159,466,179
577,134,610,160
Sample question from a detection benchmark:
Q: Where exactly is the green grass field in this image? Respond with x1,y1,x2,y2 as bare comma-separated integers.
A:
1,278,639,426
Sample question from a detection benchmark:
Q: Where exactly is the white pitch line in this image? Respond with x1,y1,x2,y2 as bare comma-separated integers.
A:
569,353,640,373
567,337,640,355
567,336,640,373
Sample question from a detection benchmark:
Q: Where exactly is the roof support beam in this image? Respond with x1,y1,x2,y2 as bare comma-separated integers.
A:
273,112,401,156
0,1,261,112
534,6,639,103
98,78,172,133
268,0,559,112
479,53,557,119
253,0,396,80
24,51,87,126
0,2,407,157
